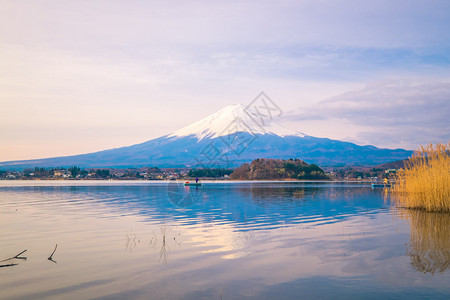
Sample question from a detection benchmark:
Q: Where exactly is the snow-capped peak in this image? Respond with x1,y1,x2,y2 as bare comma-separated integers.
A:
169,104,305,140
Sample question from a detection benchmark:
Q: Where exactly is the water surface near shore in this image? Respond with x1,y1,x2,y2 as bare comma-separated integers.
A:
1,181,449,299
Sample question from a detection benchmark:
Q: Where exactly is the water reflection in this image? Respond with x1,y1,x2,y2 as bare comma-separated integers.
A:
397,209,450,274
125,224,182,264
157,224,179,264
2,182,450,299
167,182,204,208
124,230,139,251
0,183,386,231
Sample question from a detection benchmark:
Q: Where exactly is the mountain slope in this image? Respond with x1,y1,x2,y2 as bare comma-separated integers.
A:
0,104,413,170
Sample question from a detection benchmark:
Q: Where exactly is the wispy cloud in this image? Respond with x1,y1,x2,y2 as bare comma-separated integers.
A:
285,80,450,149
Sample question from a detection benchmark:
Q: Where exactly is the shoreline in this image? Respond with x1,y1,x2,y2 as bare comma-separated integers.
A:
0,179,377,187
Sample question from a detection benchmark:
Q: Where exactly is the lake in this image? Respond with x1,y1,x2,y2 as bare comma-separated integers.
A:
1,181,449,299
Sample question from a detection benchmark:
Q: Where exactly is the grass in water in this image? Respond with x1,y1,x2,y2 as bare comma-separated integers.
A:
390,143,450,212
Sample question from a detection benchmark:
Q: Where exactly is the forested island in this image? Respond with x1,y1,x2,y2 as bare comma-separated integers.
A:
230,158,329,180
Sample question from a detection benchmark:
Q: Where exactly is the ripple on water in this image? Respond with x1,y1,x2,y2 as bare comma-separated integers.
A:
0,181,449,299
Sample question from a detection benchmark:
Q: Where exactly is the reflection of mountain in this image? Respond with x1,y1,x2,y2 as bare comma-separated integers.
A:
163,183,387,228
398,210,450,274
5,183,387,230
245,184,385,226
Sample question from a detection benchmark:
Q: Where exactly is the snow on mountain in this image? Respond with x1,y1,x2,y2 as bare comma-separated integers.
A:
169,104,306,140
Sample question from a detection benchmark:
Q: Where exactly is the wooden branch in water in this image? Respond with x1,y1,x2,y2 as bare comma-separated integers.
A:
48,244,57,263
0,249,27,262
0,263,18,268
14,249,27,259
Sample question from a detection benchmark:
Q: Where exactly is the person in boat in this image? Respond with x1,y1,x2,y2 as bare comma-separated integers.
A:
195,177,199,183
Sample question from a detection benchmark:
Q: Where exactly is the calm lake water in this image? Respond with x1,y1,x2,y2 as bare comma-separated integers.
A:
1,181,449,300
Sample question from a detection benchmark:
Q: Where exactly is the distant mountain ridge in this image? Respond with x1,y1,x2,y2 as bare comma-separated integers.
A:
0,104,413,170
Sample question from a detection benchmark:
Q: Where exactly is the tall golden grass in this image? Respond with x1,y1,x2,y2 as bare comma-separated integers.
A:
390,142,450,212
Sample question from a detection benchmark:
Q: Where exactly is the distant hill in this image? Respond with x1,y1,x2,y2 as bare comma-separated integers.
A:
230,158,329,180
375,158,409,170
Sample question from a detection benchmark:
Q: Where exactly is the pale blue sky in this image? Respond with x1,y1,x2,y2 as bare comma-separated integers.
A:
1,0,449,161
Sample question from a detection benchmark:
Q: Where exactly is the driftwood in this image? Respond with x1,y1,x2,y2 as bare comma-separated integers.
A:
0,249,27,268
0,249,27,262
0,245,60,268
48,244,57,263
0,263,18,268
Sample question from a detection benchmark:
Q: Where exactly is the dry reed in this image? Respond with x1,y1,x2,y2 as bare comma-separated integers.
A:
390,143,450,212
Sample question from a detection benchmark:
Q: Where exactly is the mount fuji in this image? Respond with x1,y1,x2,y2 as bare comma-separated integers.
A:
0,104,412,170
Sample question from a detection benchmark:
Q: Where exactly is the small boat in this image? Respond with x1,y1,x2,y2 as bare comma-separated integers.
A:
371,183,391,188
184,181,202,187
